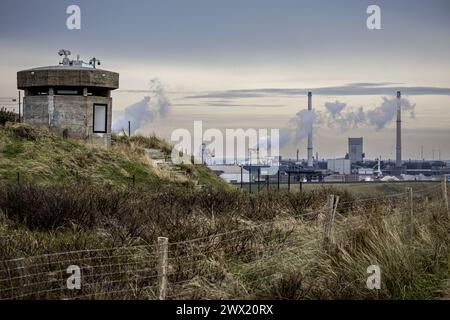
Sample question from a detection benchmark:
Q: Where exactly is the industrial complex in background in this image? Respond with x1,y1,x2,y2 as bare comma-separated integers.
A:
211,92,450,185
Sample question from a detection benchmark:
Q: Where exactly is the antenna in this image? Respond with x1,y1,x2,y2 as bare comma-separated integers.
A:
58,49,71,65
57,50,102,69
89,57,101,69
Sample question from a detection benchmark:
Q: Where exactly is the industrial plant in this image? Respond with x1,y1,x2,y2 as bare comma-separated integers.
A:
211,91,450,186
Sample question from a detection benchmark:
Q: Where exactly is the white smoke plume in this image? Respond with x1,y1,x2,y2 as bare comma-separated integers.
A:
113,79,170,134
366,97,415,129
279,129,291,146
289,109,317,142
284,96,416,145
325,101,347,118
281,109,320,147
327,97,416,131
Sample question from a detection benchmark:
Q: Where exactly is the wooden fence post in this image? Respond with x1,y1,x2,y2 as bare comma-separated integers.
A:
334,196,340,219
406,187,414,240
157,237,169,300
323,194,339,250
277,170,280,191
323,195,334,245
14,258,26,289
240,166,243,189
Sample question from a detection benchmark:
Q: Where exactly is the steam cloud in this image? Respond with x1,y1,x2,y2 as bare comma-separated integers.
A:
288,109,316,143
113,79,170,134
325,101,347,118
284,96,416,146
366,97,415,129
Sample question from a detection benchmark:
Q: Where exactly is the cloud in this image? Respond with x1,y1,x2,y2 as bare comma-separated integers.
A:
184,83,450,100
366,97,415,129
346,82,399,87
112,79,170,134
325,101,347,118
172,102,286,108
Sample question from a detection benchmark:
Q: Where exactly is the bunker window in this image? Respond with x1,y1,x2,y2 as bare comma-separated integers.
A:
93,104,107,133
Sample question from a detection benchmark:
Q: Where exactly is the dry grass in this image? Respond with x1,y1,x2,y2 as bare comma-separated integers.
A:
0,123,222,188
0,182,447,300
0,123,447,300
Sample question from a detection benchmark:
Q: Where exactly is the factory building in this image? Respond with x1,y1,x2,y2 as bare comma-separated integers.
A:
348,137,364,163
17,50,119,147
327,158,351,175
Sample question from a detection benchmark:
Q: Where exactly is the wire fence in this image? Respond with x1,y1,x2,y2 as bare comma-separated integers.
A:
0,180,447,300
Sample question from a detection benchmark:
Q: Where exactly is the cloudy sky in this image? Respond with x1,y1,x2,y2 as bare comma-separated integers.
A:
1,0,450,160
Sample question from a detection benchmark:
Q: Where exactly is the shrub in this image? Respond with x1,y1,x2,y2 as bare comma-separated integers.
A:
0,107,17,126
4,122,39,141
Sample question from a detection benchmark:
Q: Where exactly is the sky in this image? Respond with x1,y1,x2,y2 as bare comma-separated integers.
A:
1,0,450,161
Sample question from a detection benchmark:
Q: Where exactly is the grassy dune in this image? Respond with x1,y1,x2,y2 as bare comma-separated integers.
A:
0,123,228,189
0,123,448,300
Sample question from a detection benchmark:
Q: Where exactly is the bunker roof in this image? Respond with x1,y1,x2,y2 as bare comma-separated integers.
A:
17,65,119,90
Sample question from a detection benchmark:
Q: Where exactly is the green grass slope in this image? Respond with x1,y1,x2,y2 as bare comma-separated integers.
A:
0,123,228,189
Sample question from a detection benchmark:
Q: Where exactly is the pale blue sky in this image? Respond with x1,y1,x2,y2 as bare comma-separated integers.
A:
1,0,450,67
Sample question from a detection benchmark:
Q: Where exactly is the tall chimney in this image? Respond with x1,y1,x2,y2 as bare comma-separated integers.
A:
396,91,402,168
307,92,313,167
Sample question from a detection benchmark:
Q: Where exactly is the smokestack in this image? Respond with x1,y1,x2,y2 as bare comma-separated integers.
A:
396,91,402,168
307,92,313,167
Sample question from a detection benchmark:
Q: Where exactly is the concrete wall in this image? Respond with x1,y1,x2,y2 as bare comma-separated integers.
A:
327,158,351,175
23,94,112,146
23,96,50,127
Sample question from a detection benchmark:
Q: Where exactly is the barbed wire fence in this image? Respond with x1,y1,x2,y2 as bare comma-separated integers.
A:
0,180,447,300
